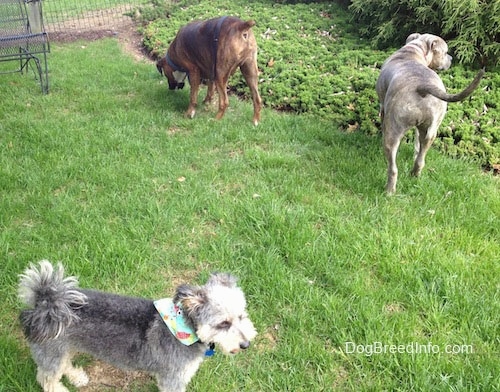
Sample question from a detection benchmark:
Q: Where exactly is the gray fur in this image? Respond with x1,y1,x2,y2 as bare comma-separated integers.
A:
18,261,87,343
19,261,256,392
376,33,485,194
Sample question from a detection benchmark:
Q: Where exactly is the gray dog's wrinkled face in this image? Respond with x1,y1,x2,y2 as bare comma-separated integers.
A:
176,273,257,355
406,33,452,71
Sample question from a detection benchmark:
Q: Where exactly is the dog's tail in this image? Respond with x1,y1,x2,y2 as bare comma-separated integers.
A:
18,260,87,343
417,68,485,102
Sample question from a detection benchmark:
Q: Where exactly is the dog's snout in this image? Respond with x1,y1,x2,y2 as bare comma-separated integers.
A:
168,82,185,90
240,341,250,350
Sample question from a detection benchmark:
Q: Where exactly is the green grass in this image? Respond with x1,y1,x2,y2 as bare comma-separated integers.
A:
1,36,499,391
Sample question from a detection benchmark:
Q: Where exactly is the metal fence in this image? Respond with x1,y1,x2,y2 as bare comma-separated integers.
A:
43,0,149,32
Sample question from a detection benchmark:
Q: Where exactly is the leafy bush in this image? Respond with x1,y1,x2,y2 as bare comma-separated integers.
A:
140,0,499,168
348,0,500,67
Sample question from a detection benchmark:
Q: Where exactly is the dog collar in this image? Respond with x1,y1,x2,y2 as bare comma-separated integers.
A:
166,53,187,73
211,16,228,80
154,298,199,345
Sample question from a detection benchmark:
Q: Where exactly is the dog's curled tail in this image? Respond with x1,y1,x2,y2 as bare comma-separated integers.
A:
18,260,87,343
417,68,485,102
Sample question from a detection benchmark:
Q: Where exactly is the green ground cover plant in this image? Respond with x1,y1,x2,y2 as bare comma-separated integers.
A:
0,33,499,390
139,0,499,170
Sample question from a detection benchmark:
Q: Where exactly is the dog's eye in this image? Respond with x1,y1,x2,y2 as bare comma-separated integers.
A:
218,320,232,330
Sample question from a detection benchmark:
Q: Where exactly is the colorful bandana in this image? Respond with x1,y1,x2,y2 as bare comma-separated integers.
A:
154,298,199,346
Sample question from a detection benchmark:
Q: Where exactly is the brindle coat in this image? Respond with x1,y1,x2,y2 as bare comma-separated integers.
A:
376,33,484,194
157,16,262,125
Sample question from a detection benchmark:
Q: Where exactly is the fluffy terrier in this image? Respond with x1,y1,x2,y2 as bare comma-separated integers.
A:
18,260,257,392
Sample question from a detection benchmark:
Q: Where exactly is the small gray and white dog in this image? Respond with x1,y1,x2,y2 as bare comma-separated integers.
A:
18,260,257,392
376,33,485,194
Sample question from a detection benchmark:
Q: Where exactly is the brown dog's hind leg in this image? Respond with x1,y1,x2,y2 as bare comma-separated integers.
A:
214,76,230,120
203,81,216,105
240,60,262,126
186,70,201,119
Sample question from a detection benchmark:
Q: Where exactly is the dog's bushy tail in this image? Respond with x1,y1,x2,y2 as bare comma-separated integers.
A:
417,68,485,102
18,260,87,343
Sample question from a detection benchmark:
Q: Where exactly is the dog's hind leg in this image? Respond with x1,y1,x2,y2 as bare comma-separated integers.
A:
240,60,262,125
411,122,439,177
61,355,89,387
35,361,69,392
383,121,404,194
29,342,71,392
214,76,230,120
203,80,216,105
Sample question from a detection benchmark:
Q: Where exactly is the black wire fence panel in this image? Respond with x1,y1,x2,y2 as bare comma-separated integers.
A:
43,0,148,32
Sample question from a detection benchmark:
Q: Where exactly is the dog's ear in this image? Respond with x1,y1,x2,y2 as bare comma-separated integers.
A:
156,58,165,75
405,33,421,44
174,284,207,313
207,273,238,288
430,37,447,53
240,20,256,39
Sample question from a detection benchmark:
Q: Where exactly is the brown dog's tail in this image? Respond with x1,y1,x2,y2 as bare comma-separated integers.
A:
417,68,485,102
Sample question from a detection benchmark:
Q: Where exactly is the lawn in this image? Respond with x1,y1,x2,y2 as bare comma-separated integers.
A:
0,17,499,392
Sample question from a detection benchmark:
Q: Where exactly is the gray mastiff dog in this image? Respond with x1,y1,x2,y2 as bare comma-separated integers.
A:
376,33,485,194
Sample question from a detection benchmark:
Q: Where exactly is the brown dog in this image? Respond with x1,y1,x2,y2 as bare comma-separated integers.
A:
156,16,262,125
376,33,484,194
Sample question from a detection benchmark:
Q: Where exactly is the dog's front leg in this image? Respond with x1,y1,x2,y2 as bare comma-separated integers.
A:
156,356,203,392
186,70,201,119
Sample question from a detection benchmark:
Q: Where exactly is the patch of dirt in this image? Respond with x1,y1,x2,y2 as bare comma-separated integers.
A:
79,360,153,391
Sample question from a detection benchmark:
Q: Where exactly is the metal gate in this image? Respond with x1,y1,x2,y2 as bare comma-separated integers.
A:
43,0,148,32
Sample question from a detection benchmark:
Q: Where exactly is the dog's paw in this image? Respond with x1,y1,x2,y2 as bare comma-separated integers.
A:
185,109,196,119
65,368,89,387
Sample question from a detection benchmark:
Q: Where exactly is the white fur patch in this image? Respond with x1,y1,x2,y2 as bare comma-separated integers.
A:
173,71,187,83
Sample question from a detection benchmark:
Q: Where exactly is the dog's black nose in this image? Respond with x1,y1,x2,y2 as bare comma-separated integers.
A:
240,341,250,350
